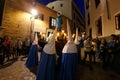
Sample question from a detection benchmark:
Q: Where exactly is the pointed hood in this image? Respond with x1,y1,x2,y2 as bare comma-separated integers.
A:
43,27,57,54
74,27,80,44
62,19,77,53
67,19,72,42
33,33,38,45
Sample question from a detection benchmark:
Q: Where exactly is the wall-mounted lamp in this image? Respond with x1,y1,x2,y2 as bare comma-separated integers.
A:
31,9,38,16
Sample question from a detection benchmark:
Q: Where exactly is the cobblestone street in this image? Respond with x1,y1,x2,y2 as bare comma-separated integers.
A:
0,56,36,80
0,55,120,80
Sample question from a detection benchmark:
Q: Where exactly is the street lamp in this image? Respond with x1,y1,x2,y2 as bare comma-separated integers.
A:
30,9,38,41
31,9,38,16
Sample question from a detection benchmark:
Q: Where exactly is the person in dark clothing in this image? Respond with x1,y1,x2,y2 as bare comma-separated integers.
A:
76,38,84,63
95,37,101,58
38,37,47,52
24,38,31,56
4,36,11,61
16,38,22,56
56,36,66,72
83,36,93,70
106,34,117,67
100,38,107,69
111,35,120,68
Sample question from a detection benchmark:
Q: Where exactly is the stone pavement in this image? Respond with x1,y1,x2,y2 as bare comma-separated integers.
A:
0,56,120,80
0,56,36,80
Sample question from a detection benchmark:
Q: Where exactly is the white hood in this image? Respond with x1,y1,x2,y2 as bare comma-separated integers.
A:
43,28,57,54
62,19,77,53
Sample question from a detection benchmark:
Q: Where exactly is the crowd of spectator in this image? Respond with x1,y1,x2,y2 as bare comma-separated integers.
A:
81,34,120,70
0,36,32,65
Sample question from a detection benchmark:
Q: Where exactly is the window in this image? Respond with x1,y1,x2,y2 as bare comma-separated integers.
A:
0,0,5,26
46,28,54,38
52,6,54,9
115,13,120,30
60,4,63,7
86,0,89,9
35,14,44,20
95,16,102,36
95,0,100,8
88,13,90,25
106,0,111,19
49,17,56,29
73,12,75,19
89,28,92,38
34,32,39,39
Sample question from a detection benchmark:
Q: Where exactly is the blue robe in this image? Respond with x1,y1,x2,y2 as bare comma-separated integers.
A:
25,44,38,68
36,51,56,80
59,53,78,80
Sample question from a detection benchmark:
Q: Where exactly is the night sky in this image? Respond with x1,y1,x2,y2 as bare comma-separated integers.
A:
74,0,85,18
36,0,56,5
36,0,85,18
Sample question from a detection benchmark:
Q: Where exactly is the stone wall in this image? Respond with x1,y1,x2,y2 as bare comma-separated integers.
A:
1,0,68,40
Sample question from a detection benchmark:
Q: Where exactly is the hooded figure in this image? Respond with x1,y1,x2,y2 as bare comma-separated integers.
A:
74,27,81,63
25,33,39,68
36,27,57,80
59,20,78,80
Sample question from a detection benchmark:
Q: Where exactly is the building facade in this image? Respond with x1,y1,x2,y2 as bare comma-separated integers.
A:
72,1,85,34
85,0,120,38
0,0,68,40
47,0,85,35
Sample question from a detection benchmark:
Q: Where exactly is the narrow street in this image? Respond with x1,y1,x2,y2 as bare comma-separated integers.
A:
0,55,120,80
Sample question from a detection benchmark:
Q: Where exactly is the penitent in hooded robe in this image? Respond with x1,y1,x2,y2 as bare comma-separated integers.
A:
36,28,57,80
25,33,39,68
59,20,78,80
